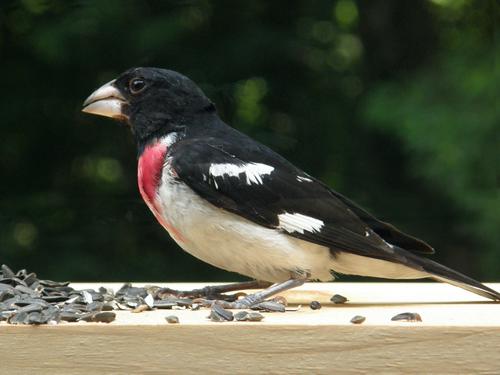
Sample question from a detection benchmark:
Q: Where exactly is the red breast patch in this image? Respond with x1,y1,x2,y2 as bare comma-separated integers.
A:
138,141,185,242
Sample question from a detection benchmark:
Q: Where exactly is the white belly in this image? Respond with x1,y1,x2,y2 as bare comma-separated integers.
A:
155,168,334,283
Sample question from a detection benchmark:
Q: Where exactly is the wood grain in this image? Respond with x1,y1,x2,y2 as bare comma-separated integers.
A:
1,282,499,374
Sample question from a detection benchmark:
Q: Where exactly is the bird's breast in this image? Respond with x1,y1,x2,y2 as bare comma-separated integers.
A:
138,140,185,242
138,142,167,207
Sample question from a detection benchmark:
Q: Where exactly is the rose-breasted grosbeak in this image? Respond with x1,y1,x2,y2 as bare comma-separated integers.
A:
83,67,499,306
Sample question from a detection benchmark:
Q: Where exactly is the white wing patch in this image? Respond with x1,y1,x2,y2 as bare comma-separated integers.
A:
296,176,313,182
278,213,324,234
209,163,274,185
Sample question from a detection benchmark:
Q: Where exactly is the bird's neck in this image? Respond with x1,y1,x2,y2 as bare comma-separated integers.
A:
135,109,224,156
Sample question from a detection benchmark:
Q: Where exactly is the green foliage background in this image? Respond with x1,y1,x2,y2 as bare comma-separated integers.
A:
0,0,498,281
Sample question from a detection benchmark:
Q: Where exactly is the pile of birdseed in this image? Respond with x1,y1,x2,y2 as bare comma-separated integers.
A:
0,264,206,325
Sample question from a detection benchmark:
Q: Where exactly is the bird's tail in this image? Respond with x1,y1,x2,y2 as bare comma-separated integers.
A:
401,249,500,301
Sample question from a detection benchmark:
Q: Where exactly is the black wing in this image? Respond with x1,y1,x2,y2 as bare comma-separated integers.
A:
169,136,433,261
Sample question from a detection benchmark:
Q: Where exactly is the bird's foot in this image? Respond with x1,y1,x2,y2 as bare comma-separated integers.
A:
155,280,270,302
156,286,235,302
196,277,306,310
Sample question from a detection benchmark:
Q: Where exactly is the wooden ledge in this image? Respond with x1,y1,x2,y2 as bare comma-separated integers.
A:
2,282,499,374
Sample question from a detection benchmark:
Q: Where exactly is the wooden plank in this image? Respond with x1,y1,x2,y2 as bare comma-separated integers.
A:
2,325,499,374
1,282,500,374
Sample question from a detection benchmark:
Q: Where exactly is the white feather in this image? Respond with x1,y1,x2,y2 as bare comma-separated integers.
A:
161,132,178,147
209,162,274,185
296,176,313,182
278,212,324,234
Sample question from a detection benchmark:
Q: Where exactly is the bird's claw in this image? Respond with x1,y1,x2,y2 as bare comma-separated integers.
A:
156,287,238,302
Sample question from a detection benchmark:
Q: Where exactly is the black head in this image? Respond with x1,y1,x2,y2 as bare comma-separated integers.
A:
83,67,216,146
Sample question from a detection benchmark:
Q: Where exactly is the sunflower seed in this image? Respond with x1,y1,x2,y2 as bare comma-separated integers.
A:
15,269,27,278
15,284,38,296
39,279,70,288
16,303,44,314
15,297,49,307
27,312,45,325
86,301,104,312
99,287,115,301
251,301,285,312
102,302,117,311
0,283,16,292
153,300,177,309
176,298,193,307
208,311,226,322
1,265,15,279
234,311,249,321
0,309,15,321
210,304,234,322
309,301,322,310
144,294,155,308
1,277,27,287
391,312,422,322
41,306,60,322
23,273,38,286
60,311,80,322
246,312,264,322
8,311,29,324
65,295,80,305
81,290,93,304
132,304,150,313
41,295,69,303
79,312,97,322
165,315,179,324
330,294,348,304
0,289,16,302
350,315,366,324
93,311,116,323
116,284,147,298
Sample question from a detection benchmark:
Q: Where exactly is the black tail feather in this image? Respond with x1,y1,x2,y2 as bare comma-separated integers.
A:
403,250,500,301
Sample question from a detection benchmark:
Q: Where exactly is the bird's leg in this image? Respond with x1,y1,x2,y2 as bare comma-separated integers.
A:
156,280,272,301
201,278,307,309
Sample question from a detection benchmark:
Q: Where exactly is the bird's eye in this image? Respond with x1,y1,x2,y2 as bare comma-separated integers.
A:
129,78,146,94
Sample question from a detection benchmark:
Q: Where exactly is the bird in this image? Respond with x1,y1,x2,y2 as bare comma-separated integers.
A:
82,67,499,306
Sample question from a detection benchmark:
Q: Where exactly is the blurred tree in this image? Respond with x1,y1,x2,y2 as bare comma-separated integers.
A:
0,0,497,281
363,0,499,277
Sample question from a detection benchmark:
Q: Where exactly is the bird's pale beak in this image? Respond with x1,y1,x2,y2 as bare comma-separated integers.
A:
82,80,128,120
